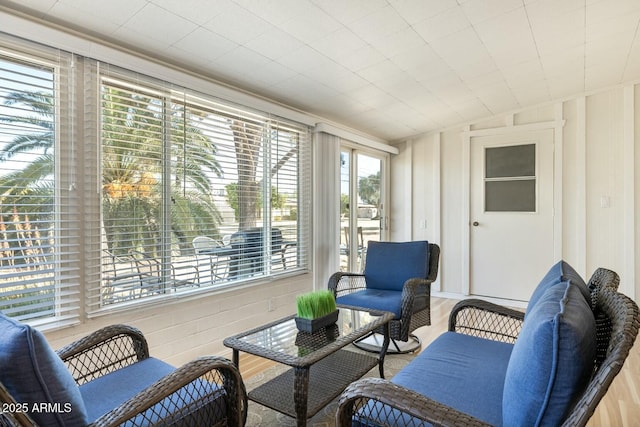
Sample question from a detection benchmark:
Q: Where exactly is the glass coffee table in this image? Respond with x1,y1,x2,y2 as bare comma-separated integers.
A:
223,305,393,427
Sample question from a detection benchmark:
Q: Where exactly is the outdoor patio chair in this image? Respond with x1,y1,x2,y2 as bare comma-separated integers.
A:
193,236,230,282
227,227,295,277
102,249,145,304
329,240,440,353
0,317,247,426
130,250,199,294
340,226,366,270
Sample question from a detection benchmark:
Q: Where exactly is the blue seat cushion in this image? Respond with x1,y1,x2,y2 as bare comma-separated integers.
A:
364,241,429,291
391,332,513,426
0,312,88,426
526,260,590,318
80,357,226,424
337,289,403,319
503,279,596,427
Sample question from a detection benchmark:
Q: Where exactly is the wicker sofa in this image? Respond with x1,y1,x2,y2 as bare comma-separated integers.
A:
336,261,640,427
0,322,247,426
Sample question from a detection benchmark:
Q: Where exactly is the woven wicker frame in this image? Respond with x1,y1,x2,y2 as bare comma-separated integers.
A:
0,324,247,427
328,243,440,342
336,268,639,427
224,307,393,425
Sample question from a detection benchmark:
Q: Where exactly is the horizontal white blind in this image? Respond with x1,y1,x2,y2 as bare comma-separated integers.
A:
92,68,311,310
0,45,80,324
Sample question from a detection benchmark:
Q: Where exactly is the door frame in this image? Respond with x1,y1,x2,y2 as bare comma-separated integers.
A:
340,143,390,272
461,111,565,297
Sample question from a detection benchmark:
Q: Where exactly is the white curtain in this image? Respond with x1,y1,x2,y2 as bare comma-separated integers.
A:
312,131,341,289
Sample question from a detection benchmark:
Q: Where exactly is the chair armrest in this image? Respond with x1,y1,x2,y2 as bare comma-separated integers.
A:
57,324,149,385
328,272,366,298
336,378,492,427
397,277,433,335
90,356,247,427
0,382,37,426
448,299,524,343
401,277,433,306
171,262,200,287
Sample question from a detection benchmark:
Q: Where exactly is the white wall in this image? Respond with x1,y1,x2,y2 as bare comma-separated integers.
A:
46,274,312,366
392,84,639,303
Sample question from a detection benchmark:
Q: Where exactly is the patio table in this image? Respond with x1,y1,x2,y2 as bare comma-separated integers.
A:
223,305,393,427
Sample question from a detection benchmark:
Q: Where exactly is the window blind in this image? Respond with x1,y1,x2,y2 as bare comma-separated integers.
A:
91,67,311,310
0,44,80,325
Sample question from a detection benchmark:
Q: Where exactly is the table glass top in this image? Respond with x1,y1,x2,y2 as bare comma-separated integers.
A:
224,306,392,362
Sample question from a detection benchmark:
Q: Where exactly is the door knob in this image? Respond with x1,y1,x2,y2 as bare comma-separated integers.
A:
472,221,479,226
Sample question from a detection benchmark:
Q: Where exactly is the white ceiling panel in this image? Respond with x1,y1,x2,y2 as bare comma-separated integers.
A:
512,79,551,106
244,28,305,61
312,0,388,26
412,6,471,42
461,0,523,24
348,4,409,44
171,28,239,61
55,0,147,27
389,0,459,25
150,0,229,26
202,6,273,45
1,0,639,141
44,3,122,35
308,28,367,60
302,63,368,94
121,3,198,47
338,45,387,73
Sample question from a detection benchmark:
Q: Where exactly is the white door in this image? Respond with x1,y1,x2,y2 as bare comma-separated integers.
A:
470,130,555,301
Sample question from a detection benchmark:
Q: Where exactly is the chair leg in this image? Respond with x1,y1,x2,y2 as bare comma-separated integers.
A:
353,332,422,354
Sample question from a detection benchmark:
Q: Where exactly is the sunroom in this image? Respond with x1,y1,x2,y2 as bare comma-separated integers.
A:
0,1,639,426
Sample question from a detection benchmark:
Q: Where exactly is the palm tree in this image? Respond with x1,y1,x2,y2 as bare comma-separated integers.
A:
0,91,55,269
101,87,223,257
229,122,299,230
0,91,54,161
1,85,224,262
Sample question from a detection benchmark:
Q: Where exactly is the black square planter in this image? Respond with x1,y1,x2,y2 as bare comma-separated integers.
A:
295,310,339,333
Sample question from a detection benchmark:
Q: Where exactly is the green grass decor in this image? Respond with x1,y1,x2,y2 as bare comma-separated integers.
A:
296,290,337,320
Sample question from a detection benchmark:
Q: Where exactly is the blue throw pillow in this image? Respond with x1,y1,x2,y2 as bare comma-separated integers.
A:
364,241,429,291
526,260,590,318
0,313,88,426
502,280,596,427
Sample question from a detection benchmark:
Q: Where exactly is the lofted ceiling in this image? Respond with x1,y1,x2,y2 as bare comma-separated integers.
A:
2,0,640,141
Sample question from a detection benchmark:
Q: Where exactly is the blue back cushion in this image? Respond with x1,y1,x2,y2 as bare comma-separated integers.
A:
364,241,429,291
503,280,596,427
526,260,590,318
0,313,88,426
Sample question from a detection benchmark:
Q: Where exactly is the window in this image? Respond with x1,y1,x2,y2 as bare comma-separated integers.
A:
0,36,311,323
0,45,79,325
93,70,311,309
484,144,536,212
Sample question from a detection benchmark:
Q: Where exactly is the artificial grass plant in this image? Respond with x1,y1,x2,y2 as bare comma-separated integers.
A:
296,290,337,320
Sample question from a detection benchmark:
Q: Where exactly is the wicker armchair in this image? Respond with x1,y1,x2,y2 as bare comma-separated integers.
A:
0,324,247,427
336,268,639,427
329,242,439,353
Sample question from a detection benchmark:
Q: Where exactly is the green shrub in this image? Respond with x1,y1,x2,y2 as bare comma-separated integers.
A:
296,290,336,319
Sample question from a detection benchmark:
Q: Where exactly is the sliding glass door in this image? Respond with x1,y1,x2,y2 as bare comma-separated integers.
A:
339,148,387,272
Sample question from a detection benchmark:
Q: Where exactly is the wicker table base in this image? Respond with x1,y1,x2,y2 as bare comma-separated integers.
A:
250,349,378,420
224,306,393,427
